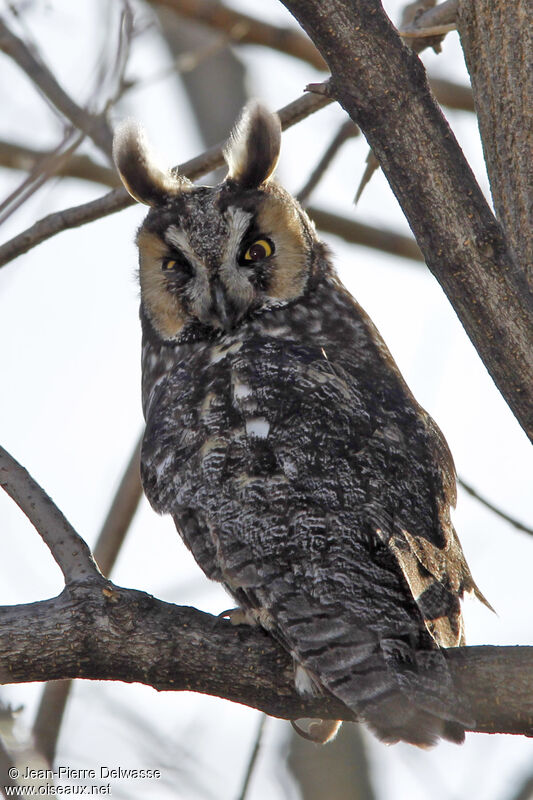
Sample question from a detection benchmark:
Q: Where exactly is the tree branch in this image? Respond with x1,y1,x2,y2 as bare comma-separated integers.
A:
0,139,120,188
297,120,358,205
402,0,459,29
92,435,143,575
458,477,533,538
279,0,533,440
0,91,332,269
151,0,474,111
399,0,459,38
236,715,267,800
0,585,532,737
457,0,532,274
0,445,102,585
0,445,531,741
0,19,113,158
0,738,16,798
150,0,328,69
427,77,475,113
307,207,424,263
32,435,143,765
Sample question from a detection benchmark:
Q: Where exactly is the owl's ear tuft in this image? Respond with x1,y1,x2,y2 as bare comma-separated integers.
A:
224,102,281,189
113,119,191,206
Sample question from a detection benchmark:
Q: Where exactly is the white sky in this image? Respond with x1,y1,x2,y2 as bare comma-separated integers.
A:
0,1,531,798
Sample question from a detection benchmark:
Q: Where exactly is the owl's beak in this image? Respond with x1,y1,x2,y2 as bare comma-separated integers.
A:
211,279,237,332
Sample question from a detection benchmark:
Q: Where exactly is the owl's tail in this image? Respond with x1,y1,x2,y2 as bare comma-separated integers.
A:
360,690,466,747
289,626,471,747
293,655,468,747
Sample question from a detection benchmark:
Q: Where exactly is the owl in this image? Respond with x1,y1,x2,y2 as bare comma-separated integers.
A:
113,102,488,746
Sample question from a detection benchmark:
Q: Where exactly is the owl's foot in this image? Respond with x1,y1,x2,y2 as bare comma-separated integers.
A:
290,719,342,744
219,607,257,626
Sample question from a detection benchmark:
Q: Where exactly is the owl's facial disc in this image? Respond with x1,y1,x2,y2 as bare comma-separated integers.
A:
160,206,260,333
137,186,313,341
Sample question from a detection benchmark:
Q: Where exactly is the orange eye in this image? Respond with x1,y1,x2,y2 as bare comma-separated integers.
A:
161,256,194,286
243,239,273,262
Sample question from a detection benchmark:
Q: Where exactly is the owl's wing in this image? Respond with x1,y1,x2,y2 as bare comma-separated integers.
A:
142,336,473,744
386,410,492,646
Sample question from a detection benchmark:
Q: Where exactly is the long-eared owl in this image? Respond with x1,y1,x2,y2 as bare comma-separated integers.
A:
113,102,488,746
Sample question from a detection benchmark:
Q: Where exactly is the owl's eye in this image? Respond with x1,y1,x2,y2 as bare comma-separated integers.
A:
161,255,193,283
242,238,274,262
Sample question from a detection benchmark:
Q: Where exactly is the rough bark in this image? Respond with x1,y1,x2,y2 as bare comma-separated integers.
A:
457,0,532,275
1,580,532,737
278,0,533,440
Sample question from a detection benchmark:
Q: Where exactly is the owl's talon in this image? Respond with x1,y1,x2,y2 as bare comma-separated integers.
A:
219,607,254,626
290,719,342,744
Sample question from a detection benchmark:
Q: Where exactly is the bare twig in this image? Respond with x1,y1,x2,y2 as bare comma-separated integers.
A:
354,151,380,205
123,35,231,94
100,1,135,108
32,681,70,769
0,90,332,269
399,0,457,54
458,478,533,537
0,737,16,799
152,0,470,78
308,207,424,263
93,435,143,574
148,0,327,69
32,435,143,765
400,0,459,35
0,139,120,187
297,119,358,204
400,23,456,38
0,18,113,157
0,130,84,225
0,445,102,585
428,77,474,112
0,188,131,268
236,715,267,800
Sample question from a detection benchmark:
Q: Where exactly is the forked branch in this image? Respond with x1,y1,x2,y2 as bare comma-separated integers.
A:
0,446,532,740
279,0,533,440
0,583,532,738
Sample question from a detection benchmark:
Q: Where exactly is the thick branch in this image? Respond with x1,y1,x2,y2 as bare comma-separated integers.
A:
279,0,533,439
0,584,532,737
457,0,532,273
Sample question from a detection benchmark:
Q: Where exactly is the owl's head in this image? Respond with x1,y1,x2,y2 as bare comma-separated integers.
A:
113,103,323,341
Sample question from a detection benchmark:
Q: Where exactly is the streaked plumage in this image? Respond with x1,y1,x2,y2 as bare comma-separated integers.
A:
113,102,488,746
